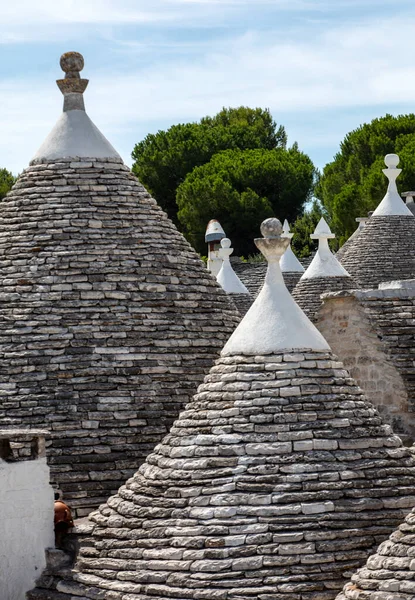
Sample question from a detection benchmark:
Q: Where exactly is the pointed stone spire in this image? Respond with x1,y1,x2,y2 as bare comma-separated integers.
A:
372,154,413,216
31,51,120,162
222,218,329,355
279,219,305,273
301,217,350,279
216,238,249,294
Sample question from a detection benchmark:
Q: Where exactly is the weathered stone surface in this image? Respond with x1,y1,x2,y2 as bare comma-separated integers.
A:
0,156,240,514
317,288,415,442
337,504,415,600
292,276,357,321
232,261,303,296
339,215,415,288
30,352,415,600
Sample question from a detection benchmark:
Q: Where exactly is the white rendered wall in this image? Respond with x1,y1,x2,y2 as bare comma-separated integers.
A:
0,458,54,600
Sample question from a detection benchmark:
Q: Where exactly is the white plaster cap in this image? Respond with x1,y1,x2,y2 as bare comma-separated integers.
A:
279,220,304,273
31,52,121,163
222,218,330,356
373,154,413,216
310,217,335,239
216,238,250,295
32,110,121,162
301,218,350,279
205,219,226,243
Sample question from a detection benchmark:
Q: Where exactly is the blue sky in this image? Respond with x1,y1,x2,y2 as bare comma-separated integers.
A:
1,0,415,175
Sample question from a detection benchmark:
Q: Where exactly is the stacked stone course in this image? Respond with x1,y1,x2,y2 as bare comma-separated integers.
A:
292,276,355,321
29,351,415,600
0,155,239,514
338,504,415,600
339,216,415,288
29,217,415,600
317,286,415,442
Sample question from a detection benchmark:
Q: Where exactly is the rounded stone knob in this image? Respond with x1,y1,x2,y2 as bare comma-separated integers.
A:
60,52,84,75
260,218,282,238
384,153,399,168
221,238,232,248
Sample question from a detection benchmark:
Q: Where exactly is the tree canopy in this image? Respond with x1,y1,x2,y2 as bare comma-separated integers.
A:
132,107,287,222
317,114,415,243
176,147,315,256
0,168,15,200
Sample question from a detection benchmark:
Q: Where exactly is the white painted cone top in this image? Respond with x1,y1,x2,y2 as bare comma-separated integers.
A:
372,154,413,216
279,220,304,273
205,219,226,243
302,218,350,279
216,238,249,295
222,218,330,356
32,52,120,162
311,217,335,239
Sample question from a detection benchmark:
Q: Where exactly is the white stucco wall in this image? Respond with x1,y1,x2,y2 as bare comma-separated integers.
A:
0,457,54,600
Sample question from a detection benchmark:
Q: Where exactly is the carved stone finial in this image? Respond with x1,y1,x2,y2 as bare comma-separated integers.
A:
260,218,283,239
310,217,335,240
384,153,399,168
57,51,89,111
60,52,84,78
372,153,412,216
256,218,289,263
281,218,293,240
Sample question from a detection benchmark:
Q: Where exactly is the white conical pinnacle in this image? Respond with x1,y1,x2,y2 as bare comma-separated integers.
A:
280,219,304,273
302,218,350,279
222,218,329,356
372,154,413,216
216,238,249,295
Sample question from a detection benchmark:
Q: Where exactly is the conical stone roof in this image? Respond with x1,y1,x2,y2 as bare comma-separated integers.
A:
31,218,415,600
337,504,415,600
336,217,368,262
0,53,239,515
292,218,355,320
340,155,415,288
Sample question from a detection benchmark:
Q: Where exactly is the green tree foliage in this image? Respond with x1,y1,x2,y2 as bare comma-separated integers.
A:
131,107,287,222
176,147,315,256
0,168,15,200
317,114,415,244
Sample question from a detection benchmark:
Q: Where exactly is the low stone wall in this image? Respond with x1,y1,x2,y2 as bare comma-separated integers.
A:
0,429,54,600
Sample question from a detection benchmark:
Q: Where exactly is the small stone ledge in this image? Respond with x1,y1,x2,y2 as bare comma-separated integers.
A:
0,428,49,461
321,286,415,301
29,155,125,167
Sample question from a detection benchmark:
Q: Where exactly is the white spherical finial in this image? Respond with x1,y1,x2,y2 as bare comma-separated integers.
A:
384,153,399,168
221,238,231,249
260,218,282,239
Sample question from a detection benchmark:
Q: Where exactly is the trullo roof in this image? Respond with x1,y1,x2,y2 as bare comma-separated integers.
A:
340,154,415,288
0,52,240,515
30,218,415,600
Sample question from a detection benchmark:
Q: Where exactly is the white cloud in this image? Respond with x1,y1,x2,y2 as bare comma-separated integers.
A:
1,12,415,173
